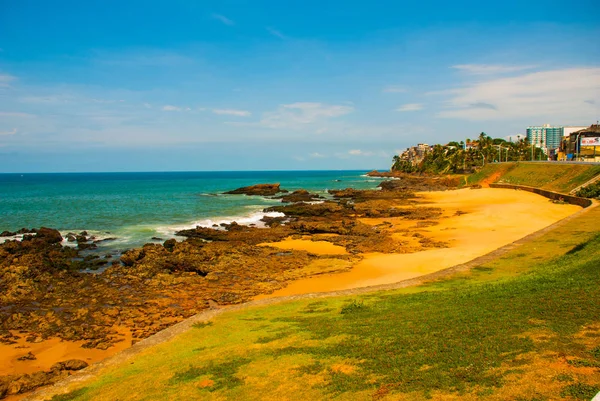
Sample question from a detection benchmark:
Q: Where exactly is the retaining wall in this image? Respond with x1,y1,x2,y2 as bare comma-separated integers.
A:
489,183,593,208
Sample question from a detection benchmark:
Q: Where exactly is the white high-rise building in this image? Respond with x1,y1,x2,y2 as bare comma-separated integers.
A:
526,124,587,150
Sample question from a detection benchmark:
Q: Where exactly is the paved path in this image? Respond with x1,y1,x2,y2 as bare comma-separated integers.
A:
23,199,599,401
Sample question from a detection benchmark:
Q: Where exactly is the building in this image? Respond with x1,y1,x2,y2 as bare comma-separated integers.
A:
527,125,588,151
526,124,563,150
559,124,600,162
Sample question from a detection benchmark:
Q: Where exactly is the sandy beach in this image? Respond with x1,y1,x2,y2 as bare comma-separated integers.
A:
255,188,581,298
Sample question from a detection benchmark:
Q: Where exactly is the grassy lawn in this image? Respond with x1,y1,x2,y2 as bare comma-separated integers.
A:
48,205,600,401
464,162,600,193
463,163,516,187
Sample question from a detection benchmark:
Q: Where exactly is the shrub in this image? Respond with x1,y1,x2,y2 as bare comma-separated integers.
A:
576,182,600,199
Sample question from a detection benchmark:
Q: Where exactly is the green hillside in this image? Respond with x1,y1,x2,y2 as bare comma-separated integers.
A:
466,162,600,193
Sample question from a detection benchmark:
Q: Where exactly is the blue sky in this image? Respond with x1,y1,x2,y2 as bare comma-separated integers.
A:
0,0,599,172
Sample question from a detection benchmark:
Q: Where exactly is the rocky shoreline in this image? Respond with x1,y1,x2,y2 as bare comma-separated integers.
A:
0,176,455,399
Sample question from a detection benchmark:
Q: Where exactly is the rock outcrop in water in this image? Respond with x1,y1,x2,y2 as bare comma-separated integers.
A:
224,183,287,196
276,189,323,203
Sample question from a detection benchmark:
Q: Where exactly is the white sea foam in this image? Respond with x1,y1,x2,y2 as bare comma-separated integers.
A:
0,233,29,243
154,210,286,236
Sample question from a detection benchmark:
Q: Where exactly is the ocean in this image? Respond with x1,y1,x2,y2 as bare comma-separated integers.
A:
0,170,380,254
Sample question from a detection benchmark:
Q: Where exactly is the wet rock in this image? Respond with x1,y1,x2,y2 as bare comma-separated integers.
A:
277,189,323,203
377,176,459,192
163,238,177,251
0,231,16,237
265,201,347,217
17,352,36,361
78,242,97,250
95,342,111,350
224,183,286,196
151,237,163,241
3,370,69,397
35,227,63,244
61,359,88,371
94,237,117,243
261,215,287,228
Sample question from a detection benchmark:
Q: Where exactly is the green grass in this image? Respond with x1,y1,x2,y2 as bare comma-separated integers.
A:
497,163,600,193
50,214,600,401
463,163,516,186
463,162,600,193
561,382,600,400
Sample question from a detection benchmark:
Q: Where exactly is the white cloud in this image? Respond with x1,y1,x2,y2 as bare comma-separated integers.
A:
266,27,287,39
212,109,251,117
212,13,234,26
0,111,35,118
436,67,600,121
383,86,407,93
348,149,374,156
0,128,17,136
0,74,16,87
162,105,182,112
310,152,325,158
93,51,192,67
19,95,75,104
452,64,538,75
259,102,354,129
396,103,423,112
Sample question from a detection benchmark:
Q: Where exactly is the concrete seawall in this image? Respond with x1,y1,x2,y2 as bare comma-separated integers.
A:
489,183,593,208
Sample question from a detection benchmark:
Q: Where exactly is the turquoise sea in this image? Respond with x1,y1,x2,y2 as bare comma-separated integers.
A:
0,171,380,253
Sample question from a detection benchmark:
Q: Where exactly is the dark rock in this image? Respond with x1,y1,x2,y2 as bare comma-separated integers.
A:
151,237,163,241
4,369,69,396
79,231,88,236
224,183,285,196
0,231,16,237
261,215,287,228
93,237,117,243
163,238,177,251
66,234,76,242
78,242,97,250
51,359,88,371
17,352,36,361
35,227,63,244
277,189,323,203
75,235,87,243
17,228,36,234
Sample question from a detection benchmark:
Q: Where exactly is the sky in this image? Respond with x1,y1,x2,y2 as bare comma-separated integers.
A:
0,0,599,172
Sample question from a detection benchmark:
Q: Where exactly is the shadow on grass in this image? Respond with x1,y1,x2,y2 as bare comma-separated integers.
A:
169,357,251,392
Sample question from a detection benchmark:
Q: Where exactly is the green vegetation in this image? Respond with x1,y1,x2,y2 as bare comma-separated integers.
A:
576,182,600,199
462,162,600,193
392,133,544,174
49,208,600,401
462,163,516,187
494,163,600,193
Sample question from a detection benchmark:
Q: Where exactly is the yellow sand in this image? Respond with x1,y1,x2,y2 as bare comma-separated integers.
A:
258,238,348,255
258,188,581,298
0,328,132,377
